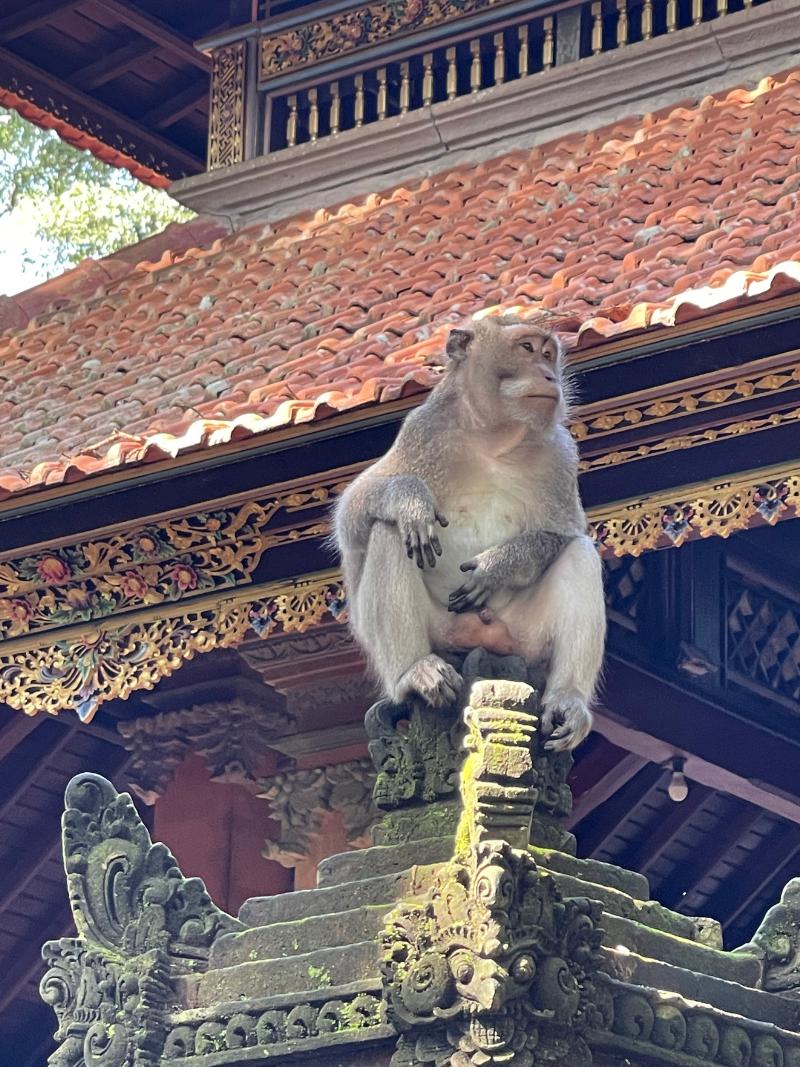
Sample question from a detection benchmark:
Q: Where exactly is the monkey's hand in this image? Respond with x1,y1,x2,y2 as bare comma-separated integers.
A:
448,549,504,613
395,490,449,570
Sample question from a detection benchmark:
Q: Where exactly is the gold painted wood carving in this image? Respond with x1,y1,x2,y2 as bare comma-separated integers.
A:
1,463,798,721
260,0,513,81
0,576,345,723
209,41,246,170
0,487,334,643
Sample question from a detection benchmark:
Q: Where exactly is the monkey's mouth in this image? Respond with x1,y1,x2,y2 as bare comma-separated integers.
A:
524,392,558,401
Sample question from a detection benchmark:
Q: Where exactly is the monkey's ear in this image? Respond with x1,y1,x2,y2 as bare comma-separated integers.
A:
446,328,474,363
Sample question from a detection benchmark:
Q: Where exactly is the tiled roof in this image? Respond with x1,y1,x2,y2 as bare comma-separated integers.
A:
2,70,800,503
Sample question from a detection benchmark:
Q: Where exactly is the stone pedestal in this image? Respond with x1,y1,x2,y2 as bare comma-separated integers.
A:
39,652,800,1066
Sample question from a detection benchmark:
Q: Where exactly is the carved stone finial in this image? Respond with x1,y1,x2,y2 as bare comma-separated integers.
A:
380,656,604,1066
740,877,800,996
40,773,241,1066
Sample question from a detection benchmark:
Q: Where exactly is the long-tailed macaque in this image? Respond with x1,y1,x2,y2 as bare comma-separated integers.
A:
333,314,605,750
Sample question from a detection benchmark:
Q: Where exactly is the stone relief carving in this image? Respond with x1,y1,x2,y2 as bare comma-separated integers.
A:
118,697,294,803
40,773,241,1067
740,877,800,997
380,675,603,1067
259,758,378,865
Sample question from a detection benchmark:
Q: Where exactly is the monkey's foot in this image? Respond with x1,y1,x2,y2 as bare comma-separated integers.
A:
399,654,462,708
446,612,515,655
542,693,593,751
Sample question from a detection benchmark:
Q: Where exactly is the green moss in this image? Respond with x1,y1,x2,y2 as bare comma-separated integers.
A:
307,964,333,988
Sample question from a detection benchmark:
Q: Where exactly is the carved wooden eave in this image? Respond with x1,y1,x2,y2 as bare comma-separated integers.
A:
0,457,798,722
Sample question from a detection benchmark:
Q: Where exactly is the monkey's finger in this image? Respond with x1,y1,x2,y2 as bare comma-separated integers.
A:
410,533,424,569
545,733,573,752
435,510,449,528
423,540,437,569
459,559,478,573
430,533,442,557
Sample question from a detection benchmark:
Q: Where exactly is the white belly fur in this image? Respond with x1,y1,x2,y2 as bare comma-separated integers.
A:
423,491,526,608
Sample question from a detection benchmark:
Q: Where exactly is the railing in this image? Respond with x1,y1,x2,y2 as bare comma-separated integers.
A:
206,0,770,169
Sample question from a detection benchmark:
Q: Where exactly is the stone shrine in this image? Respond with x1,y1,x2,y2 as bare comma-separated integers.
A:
40,651,800,1066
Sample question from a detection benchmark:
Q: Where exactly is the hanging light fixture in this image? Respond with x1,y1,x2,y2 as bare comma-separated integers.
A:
666,756,689,802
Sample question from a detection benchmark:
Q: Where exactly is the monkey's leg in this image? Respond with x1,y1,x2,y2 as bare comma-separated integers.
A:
355,521,462,708
500,535,605,751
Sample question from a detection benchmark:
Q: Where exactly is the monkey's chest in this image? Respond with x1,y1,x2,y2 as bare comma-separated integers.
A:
424,496,526,606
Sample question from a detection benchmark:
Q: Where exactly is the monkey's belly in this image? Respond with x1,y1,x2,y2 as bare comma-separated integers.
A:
423,506,521,610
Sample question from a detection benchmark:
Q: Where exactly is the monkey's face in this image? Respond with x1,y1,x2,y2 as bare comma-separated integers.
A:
447,319,567,434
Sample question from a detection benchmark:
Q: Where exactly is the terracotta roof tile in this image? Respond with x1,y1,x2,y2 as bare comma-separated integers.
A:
2,72,800,501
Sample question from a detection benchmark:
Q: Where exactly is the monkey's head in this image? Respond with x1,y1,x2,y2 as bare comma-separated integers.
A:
445,315,571,434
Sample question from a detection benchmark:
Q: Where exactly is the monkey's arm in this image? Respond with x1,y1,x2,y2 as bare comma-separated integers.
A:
336,473,448,569
448,530,572,613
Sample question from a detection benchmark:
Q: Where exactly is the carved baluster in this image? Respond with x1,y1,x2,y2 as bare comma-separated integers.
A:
354,73,365,126
692,0,703,23
493,32,506,84
716,0,728,13
543,16,554,69
470,39,482,92
399,61,411,113
286,94,298,147
308,87,319,141
666,0,678,30
377,67,388,118
422,52,434,104
446,46,457,99
591,2,603,54
641,0,653,39
616,0,628,45
330,81,341,134
518,24,529,76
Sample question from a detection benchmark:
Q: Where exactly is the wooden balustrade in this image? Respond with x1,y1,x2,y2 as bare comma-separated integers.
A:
206,0,771,169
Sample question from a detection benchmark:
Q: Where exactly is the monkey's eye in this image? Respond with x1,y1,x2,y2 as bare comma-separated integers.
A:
519,341,535,353
542,347,556,363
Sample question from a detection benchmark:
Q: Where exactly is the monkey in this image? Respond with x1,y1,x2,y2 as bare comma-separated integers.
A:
332,313,606,751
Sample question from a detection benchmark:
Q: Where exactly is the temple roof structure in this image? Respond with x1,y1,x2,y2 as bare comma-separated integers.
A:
2,69,800,502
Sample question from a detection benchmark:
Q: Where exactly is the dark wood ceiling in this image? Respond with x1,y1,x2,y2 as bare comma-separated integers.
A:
0,0,230,180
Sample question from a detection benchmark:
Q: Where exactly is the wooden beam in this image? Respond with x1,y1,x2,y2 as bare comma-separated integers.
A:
567,749,646,829
0,910,73,1015
624,782,712,875
574,763,665,859
708,824,800,931
142,81,207,129
0,0,78,40
0,712,41,763
595,656,800,826
0,46,203,175
0,721,77,824
87,0,211,71
657,802,761,910
71,37,154,91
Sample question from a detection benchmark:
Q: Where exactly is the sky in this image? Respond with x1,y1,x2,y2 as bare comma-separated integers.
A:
0,200,50,296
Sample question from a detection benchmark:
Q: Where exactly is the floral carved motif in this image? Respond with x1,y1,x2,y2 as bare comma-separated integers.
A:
591,471,800,557
119,697,294,804
259,758,377,865
259,0,512,80
209,41,246,170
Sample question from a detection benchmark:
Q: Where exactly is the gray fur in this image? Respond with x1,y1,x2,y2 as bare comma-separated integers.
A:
333,314,606,750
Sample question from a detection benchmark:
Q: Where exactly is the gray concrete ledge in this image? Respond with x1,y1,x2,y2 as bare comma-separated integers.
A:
171,0,800,226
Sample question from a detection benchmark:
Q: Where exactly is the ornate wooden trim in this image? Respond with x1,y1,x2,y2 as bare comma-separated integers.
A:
259,0,519,81
209,41,247,170
2,462,798,721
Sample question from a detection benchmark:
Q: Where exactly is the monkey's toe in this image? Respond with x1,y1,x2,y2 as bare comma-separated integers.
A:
401,654,462,708
542,695,592,751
